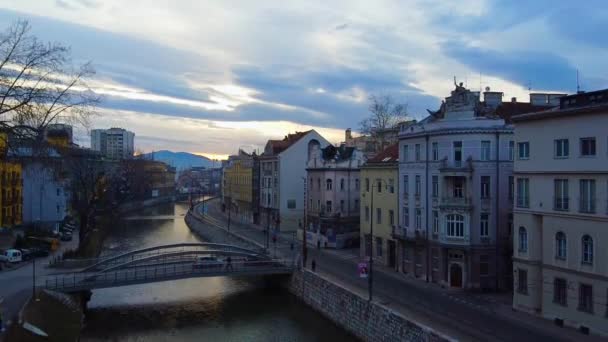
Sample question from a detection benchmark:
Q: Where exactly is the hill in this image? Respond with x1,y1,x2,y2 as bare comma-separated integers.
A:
142,150,217,171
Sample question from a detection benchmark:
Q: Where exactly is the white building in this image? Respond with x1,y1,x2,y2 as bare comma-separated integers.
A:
22,162,69,231
397,83,556,290
512,89,608,337
91,128,135,159
259,130,330,233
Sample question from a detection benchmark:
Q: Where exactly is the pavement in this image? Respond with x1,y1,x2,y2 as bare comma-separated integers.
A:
0,230,79,336
194,198,604,342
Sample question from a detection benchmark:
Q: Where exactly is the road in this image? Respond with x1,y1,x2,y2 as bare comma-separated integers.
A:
195,198,603,342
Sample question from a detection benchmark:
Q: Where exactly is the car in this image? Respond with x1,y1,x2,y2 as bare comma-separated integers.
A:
192,256,223,269
60,232,73,241
21,248,50,260
0,249,23,263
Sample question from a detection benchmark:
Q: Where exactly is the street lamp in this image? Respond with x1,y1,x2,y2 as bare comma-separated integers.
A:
301,176,308,268
364,179,389,302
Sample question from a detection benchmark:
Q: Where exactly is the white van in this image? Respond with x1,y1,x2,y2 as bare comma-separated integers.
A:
0,249,22,263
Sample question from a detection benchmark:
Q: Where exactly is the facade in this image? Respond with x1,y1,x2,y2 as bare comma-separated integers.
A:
306,144,365,249
511,89,608,336
22,162,68,230
222,150,259,224
259,130,331,233
91,127,135,160
360,144,399,268
396,83,556,290
0,132,22,228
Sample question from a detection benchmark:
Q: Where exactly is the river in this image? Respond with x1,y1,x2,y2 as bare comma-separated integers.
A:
81,201,355,341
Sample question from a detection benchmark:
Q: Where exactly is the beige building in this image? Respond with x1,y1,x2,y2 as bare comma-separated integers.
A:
512,89,608,337
360,144,399,268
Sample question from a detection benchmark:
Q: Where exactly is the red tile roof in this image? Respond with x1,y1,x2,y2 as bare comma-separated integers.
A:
494,102,551,123
264,130,312,155
367,143,399,163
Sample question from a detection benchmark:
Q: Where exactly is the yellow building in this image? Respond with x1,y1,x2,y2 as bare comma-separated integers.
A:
0,132,22,227
223,150,259,223
360,144,399,269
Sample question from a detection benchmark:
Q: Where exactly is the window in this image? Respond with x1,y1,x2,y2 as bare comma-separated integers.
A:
403,175,409,196
340,200,345,212
389,209,394,226
317,200,320,210
402,207,409,228
376,208,382,224
555,139,569,158
553,179,569,210
481,141,491,161
432,176,438,198
317,178,321,190
480,255,489,276
309,177,313,190
432,211,439,234
340,178,345,191
403,144,409,162
481,176,490,199
365,206,369,222
415,144,421,161
365,178,370,192
415,175,421,197
582,235,593,264
508,141,514,161
453,178,464,198
517,178,530,208
517,269,528,294
354,199,359,211
355,179,360,190
388,178,394,193
326,179,333,190
555,232,567,260
580,137,596,156
480,213,489,237
376,237,383,257
518,227,528,252
553,278,568,306
508,176,514,200
578,284,593,313
376,180,382,193
56,188,61,196
415,209,421,229
518,142,529,160
579,179,596,213
446,214,464,238
287,200,296,209
432,142,439,161
326,201,332,213
453,141,462,165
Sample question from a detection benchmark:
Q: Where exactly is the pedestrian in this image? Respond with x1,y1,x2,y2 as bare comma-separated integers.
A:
226,256,233,271
311,259,316,272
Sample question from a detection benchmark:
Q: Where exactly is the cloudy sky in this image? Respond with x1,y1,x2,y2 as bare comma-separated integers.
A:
0,0,605,159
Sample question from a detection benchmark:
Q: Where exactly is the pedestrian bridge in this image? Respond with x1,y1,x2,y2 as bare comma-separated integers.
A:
43,243,296,293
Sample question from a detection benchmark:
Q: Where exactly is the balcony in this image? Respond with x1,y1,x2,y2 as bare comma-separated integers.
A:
440,196,473,210
439,158,473,175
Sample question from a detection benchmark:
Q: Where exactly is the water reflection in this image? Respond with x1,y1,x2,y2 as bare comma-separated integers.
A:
82,201,354,342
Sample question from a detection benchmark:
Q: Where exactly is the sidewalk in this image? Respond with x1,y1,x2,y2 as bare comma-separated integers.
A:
196,198,603,342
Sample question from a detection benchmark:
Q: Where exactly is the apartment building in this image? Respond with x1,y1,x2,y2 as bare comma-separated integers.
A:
259,130,330,232
512,89,608,336
306,144,365,248
360,144,399,268
222,150,259,224
91,127,135,160
397,83,555,290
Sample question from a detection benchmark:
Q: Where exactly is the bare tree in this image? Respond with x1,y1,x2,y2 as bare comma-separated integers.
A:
0,20,99,144
359,94,408,134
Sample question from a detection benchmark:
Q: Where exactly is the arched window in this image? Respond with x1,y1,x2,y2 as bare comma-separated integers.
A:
446,214,464,237
582,235,593,264
555,232,567,259
340,178,345,191
326,179,333,190
518,227,528,252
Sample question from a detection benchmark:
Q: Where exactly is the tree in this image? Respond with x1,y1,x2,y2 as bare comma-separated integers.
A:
0,20,99,146
359,94,408,134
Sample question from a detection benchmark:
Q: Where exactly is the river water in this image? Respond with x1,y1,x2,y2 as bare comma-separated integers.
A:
81,201,354,342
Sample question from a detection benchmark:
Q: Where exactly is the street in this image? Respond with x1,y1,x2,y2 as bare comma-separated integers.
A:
196,198,603,342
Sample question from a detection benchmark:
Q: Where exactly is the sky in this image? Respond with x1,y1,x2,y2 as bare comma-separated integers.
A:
0,0,606,159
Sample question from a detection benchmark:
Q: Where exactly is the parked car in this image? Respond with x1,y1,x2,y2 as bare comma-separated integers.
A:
192,256,223,269
60,231,73,241
20,248,50,261
0,249,23,263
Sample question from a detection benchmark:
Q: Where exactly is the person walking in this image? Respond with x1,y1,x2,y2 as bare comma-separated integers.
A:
226,256,233,271
311,259,316,272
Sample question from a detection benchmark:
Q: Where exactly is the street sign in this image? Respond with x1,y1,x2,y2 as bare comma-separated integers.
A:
358,262,369,278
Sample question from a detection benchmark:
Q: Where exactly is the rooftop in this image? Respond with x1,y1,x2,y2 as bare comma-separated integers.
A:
366,143,398,163
263,130,312,155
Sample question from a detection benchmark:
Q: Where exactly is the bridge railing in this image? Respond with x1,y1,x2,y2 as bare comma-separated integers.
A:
44,258,296,292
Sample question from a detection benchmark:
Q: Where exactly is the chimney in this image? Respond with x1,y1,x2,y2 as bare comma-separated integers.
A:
345,128,352,142
511,97,517,103
482,88,503,107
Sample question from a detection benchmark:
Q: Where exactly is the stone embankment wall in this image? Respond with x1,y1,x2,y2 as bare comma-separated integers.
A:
117,195,177,214
288,270,453,342
185,211,265,253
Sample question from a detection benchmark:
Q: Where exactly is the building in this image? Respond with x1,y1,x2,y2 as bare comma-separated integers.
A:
360,144,399,268
22,159,68,231
306,144,365,248
0,132,22,228
259,130,330,233
396,82,557,290
91,127,135,160
124,159,176,200
511,89,608,336
222,150,259,224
